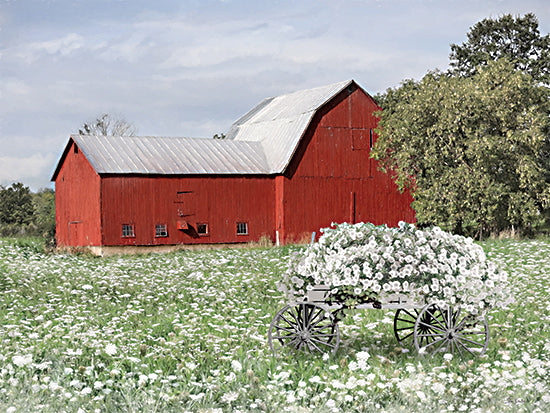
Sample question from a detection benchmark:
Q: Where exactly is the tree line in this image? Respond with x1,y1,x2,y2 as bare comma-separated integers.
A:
373,13,550,238
0,183,56,243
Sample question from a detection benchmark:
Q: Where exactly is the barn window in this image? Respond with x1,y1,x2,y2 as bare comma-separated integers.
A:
122,224,135,238
196,223,209,236
236,222,248,235
155,224,168,238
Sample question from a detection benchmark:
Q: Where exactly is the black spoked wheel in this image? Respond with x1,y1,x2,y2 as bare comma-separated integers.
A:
413,303,489,356
268,303,340,355
394,308,421,347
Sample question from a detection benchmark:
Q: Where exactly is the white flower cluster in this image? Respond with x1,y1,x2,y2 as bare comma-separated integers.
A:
282,222,513,313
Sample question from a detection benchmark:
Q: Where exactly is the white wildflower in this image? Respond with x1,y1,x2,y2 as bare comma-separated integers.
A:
416,390,427,401
221,391,239,403
231,360,242,372
80,386,92,395
104,343,117,356
12,354,32,367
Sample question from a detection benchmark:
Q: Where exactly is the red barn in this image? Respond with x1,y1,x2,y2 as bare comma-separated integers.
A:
52,80,415,254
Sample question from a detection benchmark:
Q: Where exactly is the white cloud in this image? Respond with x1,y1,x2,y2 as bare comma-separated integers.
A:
0,153,56,190
16,33,84,63
0,78,33,100
97,33,155,63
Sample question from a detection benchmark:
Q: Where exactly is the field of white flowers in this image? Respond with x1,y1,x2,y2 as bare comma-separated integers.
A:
1,237,549,412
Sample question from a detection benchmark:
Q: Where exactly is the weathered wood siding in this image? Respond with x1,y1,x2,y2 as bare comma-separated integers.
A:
54,141,102,246
278,86,415,243
99,175,275,246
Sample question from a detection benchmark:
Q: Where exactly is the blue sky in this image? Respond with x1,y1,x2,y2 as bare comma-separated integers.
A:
1,0,549,190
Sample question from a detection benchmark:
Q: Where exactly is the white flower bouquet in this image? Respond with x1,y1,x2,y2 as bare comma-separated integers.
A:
281,222,513,313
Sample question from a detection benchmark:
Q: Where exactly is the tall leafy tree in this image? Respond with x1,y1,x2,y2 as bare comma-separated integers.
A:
373,60,550,237
449,13,550,86
0,182,34,227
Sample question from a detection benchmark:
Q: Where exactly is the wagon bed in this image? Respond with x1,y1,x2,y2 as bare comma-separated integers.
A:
268,285,489,357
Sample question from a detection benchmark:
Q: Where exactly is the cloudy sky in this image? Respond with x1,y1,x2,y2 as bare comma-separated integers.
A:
1,0,549,190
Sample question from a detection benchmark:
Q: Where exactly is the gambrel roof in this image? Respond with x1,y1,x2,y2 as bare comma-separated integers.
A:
226,79,354,172
52,79,357,180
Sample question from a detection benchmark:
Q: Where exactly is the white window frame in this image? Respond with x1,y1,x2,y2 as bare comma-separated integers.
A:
196,223,209,236
122,224,135,238
236,222,248,236
155,224,168,238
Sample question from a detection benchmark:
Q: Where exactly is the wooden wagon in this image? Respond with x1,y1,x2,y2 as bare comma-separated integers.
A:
268,285,489,357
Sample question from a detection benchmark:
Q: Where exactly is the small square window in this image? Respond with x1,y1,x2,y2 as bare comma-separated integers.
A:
236,222,248,235
155,224,168,237
197,223,209,236
122,224,135,238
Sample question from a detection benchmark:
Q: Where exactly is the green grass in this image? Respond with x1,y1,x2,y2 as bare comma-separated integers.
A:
0,238,549,412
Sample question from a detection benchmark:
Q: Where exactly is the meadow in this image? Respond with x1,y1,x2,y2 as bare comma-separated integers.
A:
0,237,549,412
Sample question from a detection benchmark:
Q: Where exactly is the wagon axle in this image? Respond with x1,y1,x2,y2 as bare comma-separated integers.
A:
269,290,489,357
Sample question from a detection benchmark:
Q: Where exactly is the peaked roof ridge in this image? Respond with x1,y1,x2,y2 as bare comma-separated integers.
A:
226,79,356,172
228,79,354,130
73,134,217,142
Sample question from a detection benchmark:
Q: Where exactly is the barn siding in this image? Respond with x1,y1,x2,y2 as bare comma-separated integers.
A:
55,141,102,246
100,175,275,246
280,87,415,242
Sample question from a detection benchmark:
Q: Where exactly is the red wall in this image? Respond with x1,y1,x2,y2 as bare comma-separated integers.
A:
100,175,275,246
279,86,415,243
55,141,102,247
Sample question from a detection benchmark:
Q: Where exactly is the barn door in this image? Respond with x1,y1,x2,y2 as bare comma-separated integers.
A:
175,191,195,218
68,221,82,245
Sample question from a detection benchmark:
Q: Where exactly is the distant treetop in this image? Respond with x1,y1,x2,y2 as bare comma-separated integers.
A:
79,113,137,136
449,13,550,86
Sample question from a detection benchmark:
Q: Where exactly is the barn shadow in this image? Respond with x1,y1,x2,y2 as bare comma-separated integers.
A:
181,225,200,239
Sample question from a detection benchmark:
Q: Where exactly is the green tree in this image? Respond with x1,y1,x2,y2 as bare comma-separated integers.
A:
373,60,550,237
32,188,56,242
0,182,34,236
449,13,550,86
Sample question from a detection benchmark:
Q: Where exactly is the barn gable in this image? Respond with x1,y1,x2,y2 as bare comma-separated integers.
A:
226,79,354,172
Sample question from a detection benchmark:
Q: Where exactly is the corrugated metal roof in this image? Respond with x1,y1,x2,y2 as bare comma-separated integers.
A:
52,79,358,179
71,135,269,175
226,79,353,172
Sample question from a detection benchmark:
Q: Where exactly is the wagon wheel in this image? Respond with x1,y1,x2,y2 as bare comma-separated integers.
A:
413,303,489,356
268,303,340,355
394,308,421,347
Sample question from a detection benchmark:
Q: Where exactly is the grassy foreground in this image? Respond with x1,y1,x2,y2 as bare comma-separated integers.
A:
0,237,549,412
